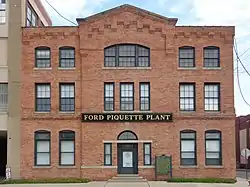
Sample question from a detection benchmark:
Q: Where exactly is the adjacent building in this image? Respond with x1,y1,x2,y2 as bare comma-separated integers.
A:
235,114,250,169
21,4,235,180
0,0,51,179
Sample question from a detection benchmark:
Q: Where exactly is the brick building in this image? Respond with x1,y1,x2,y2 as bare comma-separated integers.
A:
21,4,236,180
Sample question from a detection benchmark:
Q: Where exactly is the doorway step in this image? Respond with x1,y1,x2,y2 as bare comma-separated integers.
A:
108,174,147,182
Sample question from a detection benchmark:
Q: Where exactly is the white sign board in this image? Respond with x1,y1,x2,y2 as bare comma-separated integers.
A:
123,152,133,167
6,167,11,180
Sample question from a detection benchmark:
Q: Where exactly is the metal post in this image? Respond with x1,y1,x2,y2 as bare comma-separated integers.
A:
246,149,248,180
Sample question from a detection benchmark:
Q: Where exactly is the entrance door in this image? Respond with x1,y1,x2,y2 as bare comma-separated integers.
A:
117,143,138,174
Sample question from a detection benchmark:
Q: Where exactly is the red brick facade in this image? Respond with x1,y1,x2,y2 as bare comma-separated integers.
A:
20,5,236,180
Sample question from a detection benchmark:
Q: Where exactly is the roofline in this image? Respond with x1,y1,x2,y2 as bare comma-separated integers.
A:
32,0,52,26
76,4,178,25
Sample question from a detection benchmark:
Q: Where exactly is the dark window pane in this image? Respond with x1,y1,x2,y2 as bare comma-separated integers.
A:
60,48,75,68
181,158,195,165
204,84,220,111
118,131,137,140
104,45,150,67
179,47,195,68
179,84,195,111
204,47,219,67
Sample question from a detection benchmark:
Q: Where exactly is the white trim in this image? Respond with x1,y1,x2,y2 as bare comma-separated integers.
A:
58,68,76,70
103,111,153,113
203,67,221,70
81,165,154,169
102,67,152,70
103,140,153,143
81,166,117,169
33,68,52,70
177,67,197,70
138,166,155,169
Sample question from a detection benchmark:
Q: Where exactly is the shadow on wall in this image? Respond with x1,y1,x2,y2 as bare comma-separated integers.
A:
0,132,7,177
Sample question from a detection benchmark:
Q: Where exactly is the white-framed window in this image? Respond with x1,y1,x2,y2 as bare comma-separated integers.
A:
179,83,195,111
120,83,134,111
0,83,8,112
204,83,220,111
35,83,51,112
143,143,151,165
205,130,222,166
104,143,112,166
27,2,38,27
59,130,75,166
34,131,51,166
0,0,6,24
180,130,196,166
59,83,75,112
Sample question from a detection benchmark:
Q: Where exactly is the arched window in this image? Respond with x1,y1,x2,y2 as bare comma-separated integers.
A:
205,130,222,165
117,130,138,140
59,47,75,68
203,46,220,67
180,130,196,166
104,44,150,67
35,46,51,68
34,130,51,166
59,130,75,166
179,46,195,68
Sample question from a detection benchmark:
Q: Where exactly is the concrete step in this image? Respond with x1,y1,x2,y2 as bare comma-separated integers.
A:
108,174,147,183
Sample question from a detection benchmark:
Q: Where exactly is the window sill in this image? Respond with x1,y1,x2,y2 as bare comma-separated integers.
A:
178,67,197,70
58,67,76,70
204,165,224,169
34,112,50,114
205,111,221,114
0,112,7,114
179,165,199,169
59,112,75,114
57,166,77,169
203,67,221,70
33,166,52,169
33,68,52,70
180,111,196,114
138,165,155,168
103,111,153,113
102,67,151,70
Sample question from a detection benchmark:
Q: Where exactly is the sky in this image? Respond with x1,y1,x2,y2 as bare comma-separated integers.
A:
41,0,250,117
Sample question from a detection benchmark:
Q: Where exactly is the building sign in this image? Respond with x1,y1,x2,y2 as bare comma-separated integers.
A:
81,113,173,122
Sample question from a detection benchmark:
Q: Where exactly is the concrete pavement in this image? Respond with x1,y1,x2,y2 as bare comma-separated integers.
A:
1,179,248,187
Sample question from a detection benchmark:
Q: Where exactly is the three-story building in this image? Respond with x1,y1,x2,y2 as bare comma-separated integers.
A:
20,4,235,180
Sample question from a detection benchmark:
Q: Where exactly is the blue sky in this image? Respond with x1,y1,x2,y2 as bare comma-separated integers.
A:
41,0,250,117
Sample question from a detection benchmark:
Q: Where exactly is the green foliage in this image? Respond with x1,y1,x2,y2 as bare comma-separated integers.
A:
0,178,90,184
167,178,237,183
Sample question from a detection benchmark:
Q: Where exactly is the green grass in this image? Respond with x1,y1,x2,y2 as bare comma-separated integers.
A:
0,178,91,184
167,178,237,183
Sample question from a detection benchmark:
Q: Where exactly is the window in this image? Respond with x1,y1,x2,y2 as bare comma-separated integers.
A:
59,131,75,166
59,47,75,68
179,83,195,111
180,130,196,165
104,143,112,166
0,0,6,23
35,47,51,68
0,83,7,112
35,84,51,112
120,83,134,111
104,44,150,67
179,46,195,68
104,83,114,111
59,83,75,112
34,131,51,166
204,46,220,67
205,130,222,165
204,83,220,111
118,131,138,140
27,3,38,27
143,143,152,165
140,83,150,111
